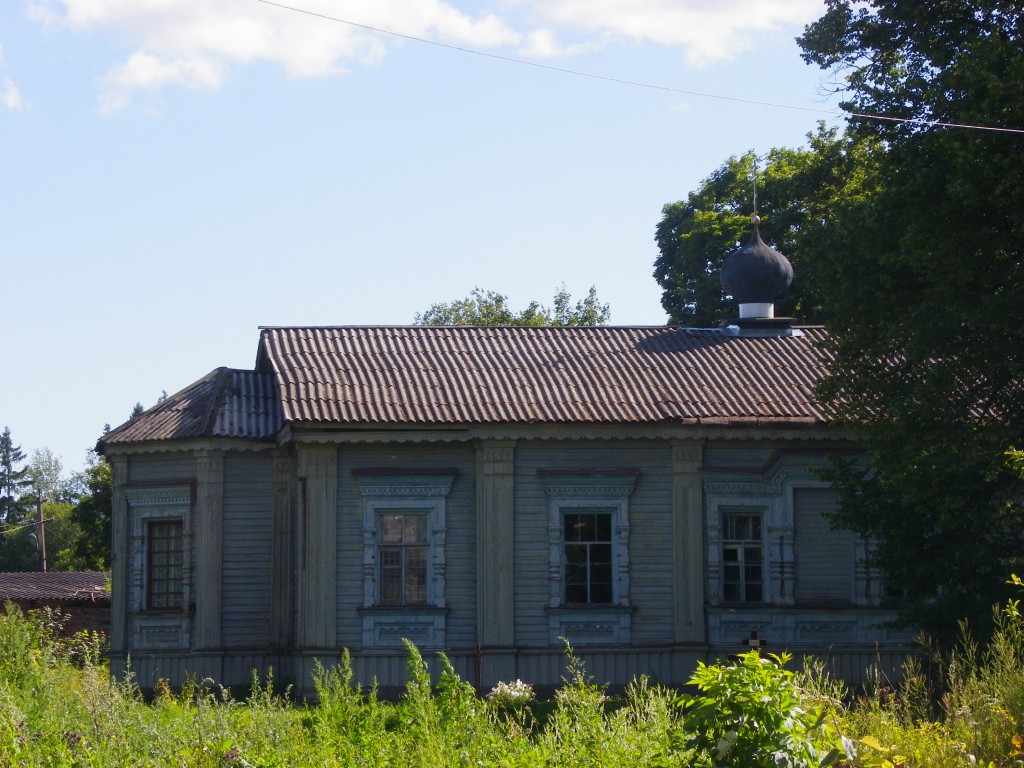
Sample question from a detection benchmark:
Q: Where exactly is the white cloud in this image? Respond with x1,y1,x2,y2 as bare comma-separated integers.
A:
29,0,522,111
1,77,26,110
504,0,824,66
97,51,222,113
0,42,27,110
519,28,604,59
26,0,825,110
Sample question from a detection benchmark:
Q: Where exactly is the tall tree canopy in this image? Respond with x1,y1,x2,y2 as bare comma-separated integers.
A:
67,453,112,570
653,125,879,326
0,427,30,525
415,285,610,327
797,0,1024,638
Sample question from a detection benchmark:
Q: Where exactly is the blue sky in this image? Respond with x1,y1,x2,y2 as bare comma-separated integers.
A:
1,0,843,473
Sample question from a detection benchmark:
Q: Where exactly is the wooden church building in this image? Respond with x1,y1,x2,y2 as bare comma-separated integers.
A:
99,221,911,694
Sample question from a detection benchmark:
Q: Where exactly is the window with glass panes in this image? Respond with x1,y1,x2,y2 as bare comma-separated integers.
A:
722,511,763,602
563,510,613,604
147,519,184,610
379,512,428,606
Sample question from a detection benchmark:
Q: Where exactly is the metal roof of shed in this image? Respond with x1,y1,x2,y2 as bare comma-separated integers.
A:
0,571,109,602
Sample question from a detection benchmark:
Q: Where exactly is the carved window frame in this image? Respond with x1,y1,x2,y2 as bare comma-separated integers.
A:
125,484,193,650
354,471,456,649
540,471,638,646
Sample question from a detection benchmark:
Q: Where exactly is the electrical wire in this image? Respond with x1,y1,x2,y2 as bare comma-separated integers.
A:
254,0,1024,135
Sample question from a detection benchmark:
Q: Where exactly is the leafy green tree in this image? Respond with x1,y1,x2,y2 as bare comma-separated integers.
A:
0,501,83,572
653,124,879,326
67,453,112,570
0,426,30,525
798,0,1024,639
415,285,610,327
25,448,77,505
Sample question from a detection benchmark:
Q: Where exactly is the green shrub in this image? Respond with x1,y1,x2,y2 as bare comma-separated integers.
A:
678,651,841,768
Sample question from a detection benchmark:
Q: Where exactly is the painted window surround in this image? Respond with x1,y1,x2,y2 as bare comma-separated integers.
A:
703,455,892,649
125,484,193,651
354,470,457,650
540,470,639,646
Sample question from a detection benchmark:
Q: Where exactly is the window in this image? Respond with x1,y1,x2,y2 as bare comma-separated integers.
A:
125,484,192,650
378,512,428,606
722,511,763,603
563,510,613,604
540,470,638,645
147,519,184,610
355,470,456,649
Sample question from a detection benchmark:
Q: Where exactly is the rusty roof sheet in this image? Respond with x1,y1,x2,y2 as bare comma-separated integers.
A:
255,325,833,427
102,368,282,446
0,571,110,602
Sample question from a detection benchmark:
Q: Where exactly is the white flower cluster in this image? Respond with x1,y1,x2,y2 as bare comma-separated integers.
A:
486,679,535,705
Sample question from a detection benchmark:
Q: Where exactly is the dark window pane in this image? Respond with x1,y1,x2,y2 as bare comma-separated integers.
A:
590,580,613,603
722,512,764,604
378,512,432,606
147,520,184,611
562,510,614,605
564,514,584,542
565,544,587,565
405,515,427,543
380,515,403,543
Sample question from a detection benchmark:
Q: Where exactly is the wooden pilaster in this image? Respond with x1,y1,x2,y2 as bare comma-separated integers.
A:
296,444,337,649
269,449,294,648
672,440,705,643
194,451,223,650
476,440,516,647
109,455,129,655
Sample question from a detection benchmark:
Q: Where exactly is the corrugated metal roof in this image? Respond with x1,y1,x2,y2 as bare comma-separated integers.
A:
102,368,283,446
255,325,833,427
0,571,110,602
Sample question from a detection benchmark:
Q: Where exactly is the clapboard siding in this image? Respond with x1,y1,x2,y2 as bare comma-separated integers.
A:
624,443,674,645
794,487,855,605
127,455,195,483
334,443,478,650
702,442,779,470
221,455,275,647
512,439,674,647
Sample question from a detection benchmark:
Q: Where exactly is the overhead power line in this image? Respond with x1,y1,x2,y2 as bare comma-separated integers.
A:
254,0,1024,136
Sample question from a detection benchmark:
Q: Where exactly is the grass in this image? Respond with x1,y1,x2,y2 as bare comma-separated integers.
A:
6,598,1024,767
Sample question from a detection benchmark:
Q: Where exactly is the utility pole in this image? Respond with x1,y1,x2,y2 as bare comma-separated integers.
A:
35,495,46,572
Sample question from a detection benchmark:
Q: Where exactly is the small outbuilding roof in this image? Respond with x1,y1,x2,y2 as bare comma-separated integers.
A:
0,571,110,602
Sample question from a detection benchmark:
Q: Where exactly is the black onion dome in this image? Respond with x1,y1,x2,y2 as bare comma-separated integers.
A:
720,217,793,304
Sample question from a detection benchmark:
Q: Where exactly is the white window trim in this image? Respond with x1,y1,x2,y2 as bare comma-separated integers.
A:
354,471,456,649
125,485,193,650
705,455,881,609
540,471,638,645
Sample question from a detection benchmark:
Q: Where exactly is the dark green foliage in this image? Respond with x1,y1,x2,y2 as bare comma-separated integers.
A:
416,284,610,327
0,426,30,525
797,0,1024,641
67,455,112,570
652,125,879,326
